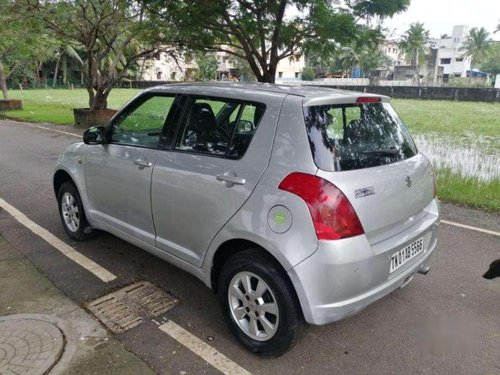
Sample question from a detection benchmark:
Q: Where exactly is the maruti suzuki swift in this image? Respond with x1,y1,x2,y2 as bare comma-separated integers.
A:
54,83,439,357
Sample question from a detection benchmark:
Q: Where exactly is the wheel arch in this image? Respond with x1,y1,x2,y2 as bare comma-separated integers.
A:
53,169,75,196
210,238,304,320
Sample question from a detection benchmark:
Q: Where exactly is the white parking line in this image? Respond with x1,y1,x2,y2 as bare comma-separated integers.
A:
20,122,81,138
441,220,499,237
159,321,252,375
0,197,116,282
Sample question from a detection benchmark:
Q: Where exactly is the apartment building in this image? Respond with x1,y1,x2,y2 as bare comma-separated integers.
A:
429,25,472,78
380,39,406,66
139,51,197,81
275,55,306,81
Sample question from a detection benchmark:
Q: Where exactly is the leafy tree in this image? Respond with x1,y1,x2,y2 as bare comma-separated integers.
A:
234,57,257,82
336,43,370,77
399,22,429,67
51,43,84,87
301,67,315,81
350,0,410,21
399,22,429,84
26,0,175,110
480,42,500,76
0,0,52,99
462,27,491,70
143,0,409,83
362,49,393,84
195,53,218,81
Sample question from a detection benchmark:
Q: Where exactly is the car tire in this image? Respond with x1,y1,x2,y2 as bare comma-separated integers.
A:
57,182,95,241
218,248,302,357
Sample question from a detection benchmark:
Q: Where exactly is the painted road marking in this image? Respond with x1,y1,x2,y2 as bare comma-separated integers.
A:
159,321,252,375
0,197,116,282
441,220,499,237
20,122,81,138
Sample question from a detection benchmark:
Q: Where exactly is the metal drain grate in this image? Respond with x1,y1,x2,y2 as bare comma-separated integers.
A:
86,281,178,333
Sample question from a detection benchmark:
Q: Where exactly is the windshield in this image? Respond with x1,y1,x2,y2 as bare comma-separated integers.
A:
303,102,418,171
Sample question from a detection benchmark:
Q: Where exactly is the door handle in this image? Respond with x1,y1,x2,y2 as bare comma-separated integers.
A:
216,173,246,186
133,159,152,168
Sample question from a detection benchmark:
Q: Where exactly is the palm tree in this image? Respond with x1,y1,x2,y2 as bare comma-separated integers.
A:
398,22,429,84
462,27,491,70
52,43,83,87
336,44,370,77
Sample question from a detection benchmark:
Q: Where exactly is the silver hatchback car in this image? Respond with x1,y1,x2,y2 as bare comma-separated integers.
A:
54,83,439,357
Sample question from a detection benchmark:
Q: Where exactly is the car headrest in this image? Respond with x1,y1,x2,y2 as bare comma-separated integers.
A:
188,103,217,132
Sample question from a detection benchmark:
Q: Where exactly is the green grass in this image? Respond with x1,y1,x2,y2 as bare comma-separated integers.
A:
3,88,141,125
436,169,500,212
392,99,500,138
1,88,499,211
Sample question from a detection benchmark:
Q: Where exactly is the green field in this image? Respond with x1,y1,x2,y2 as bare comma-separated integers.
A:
2,88,499,211
4,89,141,125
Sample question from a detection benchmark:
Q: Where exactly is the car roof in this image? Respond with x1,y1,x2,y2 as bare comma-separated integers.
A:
145,82,390,105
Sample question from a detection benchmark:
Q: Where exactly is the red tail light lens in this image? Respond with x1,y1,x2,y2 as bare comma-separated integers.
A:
278,172,364,240
356,96,381,103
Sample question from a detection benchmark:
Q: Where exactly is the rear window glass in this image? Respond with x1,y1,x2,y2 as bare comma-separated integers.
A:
303,102,418,171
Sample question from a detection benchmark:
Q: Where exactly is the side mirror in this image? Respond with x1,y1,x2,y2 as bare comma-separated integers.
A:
83,126,106,145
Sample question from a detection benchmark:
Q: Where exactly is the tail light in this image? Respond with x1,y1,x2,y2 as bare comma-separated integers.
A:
278,172,364,240
356,96,381,103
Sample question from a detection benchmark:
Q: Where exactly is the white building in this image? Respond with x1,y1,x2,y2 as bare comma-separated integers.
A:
139,51,197,81
215,50,238,80
380,40,406,66
275,55,306,81
139,48,307,83
429,25,472,78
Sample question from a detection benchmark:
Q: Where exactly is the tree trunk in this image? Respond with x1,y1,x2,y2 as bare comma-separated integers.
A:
89,86,110,110
53,54,61,88
266,60,277,83
0,61,9,100
62,56,68,85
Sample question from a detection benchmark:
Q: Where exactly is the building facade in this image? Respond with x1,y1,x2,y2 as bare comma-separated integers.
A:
275,55,306,81
429,25,472,78
380,40,406,66
139,51,196,81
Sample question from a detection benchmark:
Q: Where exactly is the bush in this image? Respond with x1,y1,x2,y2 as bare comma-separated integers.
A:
301,67,315,81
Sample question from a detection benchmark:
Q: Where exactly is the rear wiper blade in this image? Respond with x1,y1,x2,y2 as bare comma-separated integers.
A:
362,149,400,156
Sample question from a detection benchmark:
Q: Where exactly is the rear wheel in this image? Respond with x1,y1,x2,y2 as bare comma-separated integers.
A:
218,249,302,357
57,182,94,241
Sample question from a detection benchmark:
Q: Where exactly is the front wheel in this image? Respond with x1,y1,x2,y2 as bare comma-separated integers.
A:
218,249,302,357
57,182,94,241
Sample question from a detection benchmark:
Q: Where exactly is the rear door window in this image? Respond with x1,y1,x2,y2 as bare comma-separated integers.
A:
175,97,265,159
303,102,418,171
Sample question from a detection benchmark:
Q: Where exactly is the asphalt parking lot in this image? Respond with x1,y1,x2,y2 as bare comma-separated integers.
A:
0,119,499,375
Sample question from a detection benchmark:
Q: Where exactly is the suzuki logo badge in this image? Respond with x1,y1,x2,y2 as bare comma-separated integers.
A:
405,176,412,188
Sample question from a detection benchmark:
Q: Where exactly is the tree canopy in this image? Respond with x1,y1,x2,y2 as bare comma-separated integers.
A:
0,0,53,99
398,22,429,68
480,42,500,76
25,0,176,109
143,0,410,83
462,27,491,70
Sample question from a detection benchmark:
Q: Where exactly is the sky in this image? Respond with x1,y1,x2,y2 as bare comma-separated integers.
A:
382,0,500,41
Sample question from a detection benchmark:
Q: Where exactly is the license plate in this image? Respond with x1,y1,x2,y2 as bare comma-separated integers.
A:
390,237,424,273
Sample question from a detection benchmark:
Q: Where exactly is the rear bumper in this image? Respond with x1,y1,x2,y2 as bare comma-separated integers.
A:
288,200,439,325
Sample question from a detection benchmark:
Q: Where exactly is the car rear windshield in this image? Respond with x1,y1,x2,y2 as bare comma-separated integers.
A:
303,102,418,171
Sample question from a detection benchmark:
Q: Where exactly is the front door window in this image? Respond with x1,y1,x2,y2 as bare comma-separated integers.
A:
111,95,177,148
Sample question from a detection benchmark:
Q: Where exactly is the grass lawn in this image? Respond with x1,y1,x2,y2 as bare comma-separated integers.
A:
3,88,141,125
392,99,500,138
2,88,499,211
